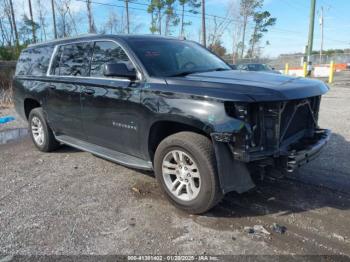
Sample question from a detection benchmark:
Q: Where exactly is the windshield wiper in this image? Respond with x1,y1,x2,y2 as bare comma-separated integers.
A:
208,67,230,72
168,71,199,77
168,67,230,77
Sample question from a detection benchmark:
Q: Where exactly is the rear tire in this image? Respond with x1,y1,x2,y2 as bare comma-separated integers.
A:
28,108,60,152
154,132,223,214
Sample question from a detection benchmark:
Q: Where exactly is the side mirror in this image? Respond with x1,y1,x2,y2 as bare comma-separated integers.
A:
103,63,137,80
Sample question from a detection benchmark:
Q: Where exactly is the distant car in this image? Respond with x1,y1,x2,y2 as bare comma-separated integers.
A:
238,63,281,74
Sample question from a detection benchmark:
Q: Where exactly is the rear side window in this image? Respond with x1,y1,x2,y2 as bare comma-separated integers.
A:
15,45,54,76
90,41,134,77
49,42,92,76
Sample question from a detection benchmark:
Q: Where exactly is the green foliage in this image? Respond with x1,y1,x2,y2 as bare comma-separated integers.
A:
0,45,26,61
147,0,165,34
19,14,40,44
247,10,276,57
239,0,263,17
179,0,201,36
208,40,227,57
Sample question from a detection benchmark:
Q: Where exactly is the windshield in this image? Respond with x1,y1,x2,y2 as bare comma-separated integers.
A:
127,39,230,77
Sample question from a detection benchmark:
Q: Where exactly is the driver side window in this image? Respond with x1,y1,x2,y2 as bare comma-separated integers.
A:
90,41,135,77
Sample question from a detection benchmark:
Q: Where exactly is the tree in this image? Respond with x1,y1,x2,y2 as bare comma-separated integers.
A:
9,0,19,49
148,0,165,34
36,0,48,41
227,0,242,63
207,14,231,49
178,0,200,37
247,11,276,57
28,0,37,42
102,10,123,34
208,40,226,57
164,0,179,36
86,0,96,33
55,0,79,37
239,0,263,58
19,14,40,44
0,0,14,46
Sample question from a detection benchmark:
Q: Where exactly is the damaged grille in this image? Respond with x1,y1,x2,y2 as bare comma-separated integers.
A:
225,96,321,158
253,96,321,151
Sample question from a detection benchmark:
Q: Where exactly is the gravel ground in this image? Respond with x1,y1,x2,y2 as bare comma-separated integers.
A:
0,72,350,257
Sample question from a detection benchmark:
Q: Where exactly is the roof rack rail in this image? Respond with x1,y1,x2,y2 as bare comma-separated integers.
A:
27,33,100,47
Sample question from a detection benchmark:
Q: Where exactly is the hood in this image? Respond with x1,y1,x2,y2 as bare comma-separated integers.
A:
165,70,329,102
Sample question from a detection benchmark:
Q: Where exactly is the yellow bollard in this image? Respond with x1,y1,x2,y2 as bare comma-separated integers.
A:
329,61,335,84
303,62,307,77
284,63,289,75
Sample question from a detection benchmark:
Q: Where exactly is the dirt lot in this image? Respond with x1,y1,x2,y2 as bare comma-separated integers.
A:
1,72,350,257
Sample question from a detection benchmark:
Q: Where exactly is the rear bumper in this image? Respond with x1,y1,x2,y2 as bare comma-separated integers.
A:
285,129,331,172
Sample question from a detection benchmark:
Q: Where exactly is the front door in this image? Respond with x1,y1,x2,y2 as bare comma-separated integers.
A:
45,42,92,139
80,41,143,157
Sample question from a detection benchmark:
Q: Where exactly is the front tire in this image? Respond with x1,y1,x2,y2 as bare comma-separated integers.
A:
29,108,60,152
154,132,223,214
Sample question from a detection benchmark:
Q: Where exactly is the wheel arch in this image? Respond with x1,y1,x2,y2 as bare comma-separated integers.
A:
148,119,211,162
24,98,41,119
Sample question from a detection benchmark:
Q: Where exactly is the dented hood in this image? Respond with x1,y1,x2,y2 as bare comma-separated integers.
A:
165,70,329,102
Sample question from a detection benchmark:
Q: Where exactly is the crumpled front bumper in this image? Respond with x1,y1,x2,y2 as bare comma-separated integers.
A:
285,129,331,172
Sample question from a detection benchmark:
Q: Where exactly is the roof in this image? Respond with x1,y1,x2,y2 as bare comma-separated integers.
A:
27,34,179,48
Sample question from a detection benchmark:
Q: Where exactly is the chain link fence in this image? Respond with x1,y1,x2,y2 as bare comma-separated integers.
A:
223,53,350,70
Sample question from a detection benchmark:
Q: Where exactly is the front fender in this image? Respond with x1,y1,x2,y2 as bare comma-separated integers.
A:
155,93,254,194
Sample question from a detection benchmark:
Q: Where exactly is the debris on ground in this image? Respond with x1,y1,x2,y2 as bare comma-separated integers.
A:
129,217,136,227
0,116,15,124
272,223,287,234
132,187,141,194
244,225,270,236
332,233,345,242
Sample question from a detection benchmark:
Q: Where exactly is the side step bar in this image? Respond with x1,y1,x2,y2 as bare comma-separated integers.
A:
55,135,153,171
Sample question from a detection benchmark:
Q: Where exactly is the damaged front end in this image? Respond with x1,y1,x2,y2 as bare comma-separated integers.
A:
212,96,331,194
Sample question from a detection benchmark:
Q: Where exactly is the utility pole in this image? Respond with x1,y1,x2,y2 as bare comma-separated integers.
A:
306,0,316,75
9,0,19,50
125,0,130,34
201,0,206,47
51,0,57,39
319,6,324,63
28,0,36,43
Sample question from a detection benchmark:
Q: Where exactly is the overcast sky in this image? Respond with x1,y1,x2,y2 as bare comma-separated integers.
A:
12,0,350,57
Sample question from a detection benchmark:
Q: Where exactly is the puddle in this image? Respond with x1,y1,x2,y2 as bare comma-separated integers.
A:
0,128,29,145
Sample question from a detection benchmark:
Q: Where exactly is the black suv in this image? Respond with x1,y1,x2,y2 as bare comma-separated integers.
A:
13,34,330,214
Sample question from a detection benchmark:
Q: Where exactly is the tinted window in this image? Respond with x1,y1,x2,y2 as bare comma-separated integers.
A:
49,43,92,76
59,43,92,76
127,39,230,77
49,46,63,75
90,41,135,77
16,45,54,76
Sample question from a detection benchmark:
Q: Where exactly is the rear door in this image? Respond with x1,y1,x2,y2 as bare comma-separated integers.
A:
80,40,143,157
45,42,92,139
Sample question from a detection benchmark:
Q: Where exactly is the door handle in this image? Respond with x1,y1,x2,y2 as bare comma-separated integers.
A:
83,88,95,95
48,84,56,90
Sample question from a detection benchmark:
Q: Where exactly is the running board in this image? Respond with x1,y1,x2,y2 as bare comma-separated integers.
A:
55,135,153,171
